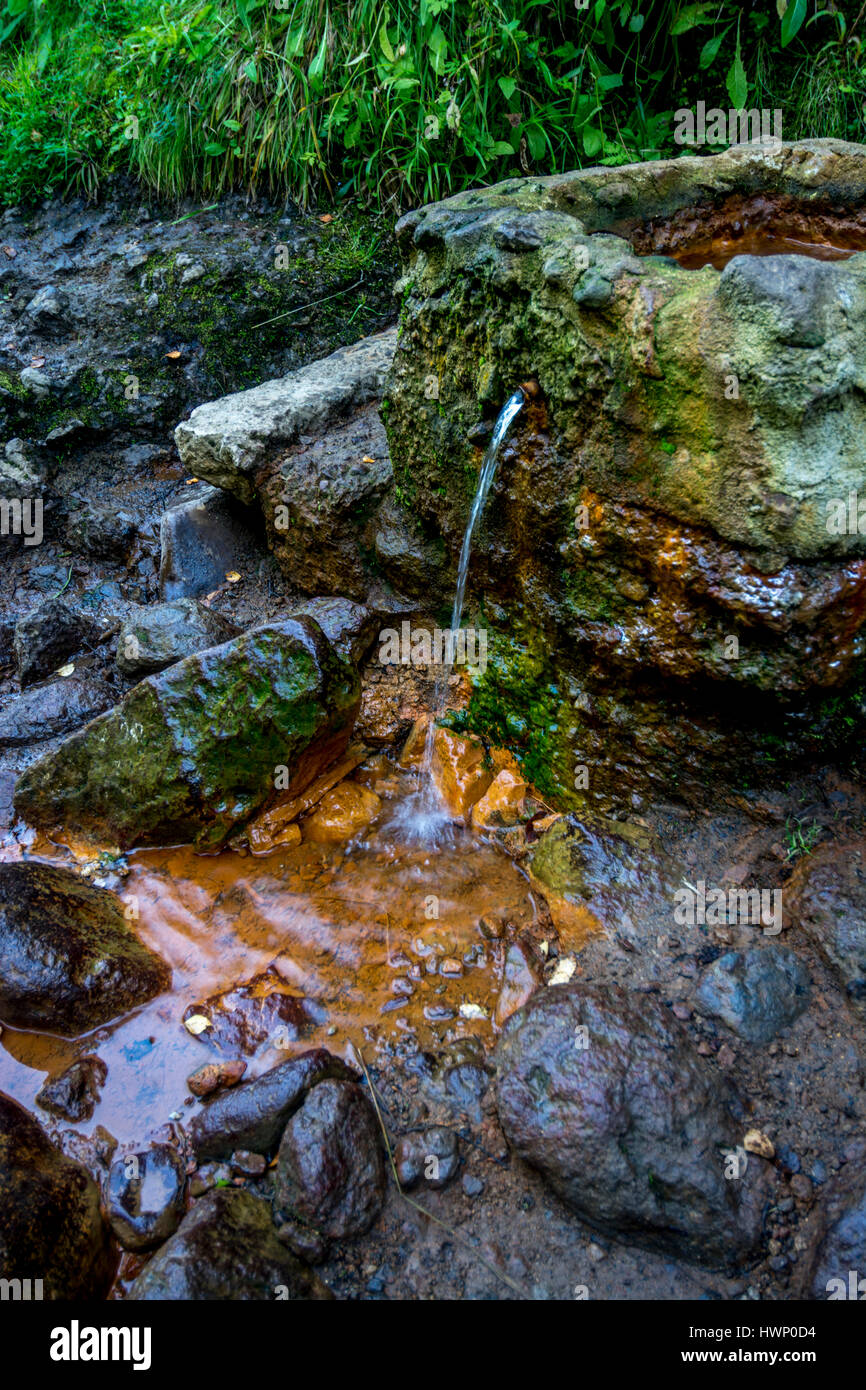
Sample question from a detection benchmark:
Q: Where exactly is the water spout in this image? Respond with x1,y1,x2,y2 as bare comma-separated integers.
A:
393,388,526,841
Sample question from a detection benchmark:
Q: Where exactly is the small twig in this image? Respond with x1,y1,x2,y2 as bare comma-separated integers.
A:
352,1044,530,1301
254,278,365,330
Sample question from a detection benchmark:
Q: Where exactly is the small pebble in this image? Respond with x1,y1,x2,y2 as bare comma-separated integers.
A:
462,1174,484,1197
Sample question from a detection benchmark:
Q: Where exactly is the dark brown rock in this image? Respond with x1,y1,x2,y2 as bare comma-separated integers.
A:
128,1187,332,1300
0,861,169,1036
105,1143,187,1252
187,1048,357,1161
274,1078,385,1239
36,1056,107,1123
495,982,773,1269
0,1091,113,1299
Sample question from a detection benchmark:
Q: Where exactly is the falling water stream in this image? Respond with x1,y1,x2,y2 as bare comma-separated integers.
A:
400,388,526,838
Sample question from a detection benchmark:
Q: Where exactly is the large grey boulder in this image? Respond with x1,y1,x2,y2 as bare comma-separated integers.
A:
495,982,774,1269
175,328,397,504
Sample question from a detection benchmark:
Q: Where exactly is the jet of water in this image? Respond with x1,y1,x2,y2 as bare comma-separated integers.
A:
399,388,526,836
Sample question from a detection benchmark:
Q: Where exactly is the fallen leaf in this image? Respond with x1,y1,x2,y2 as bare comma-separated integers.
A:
30,355,46,368
743,1128,775,1160
166,349,182,360
56,663,75,677
185,477,199,484
225,570,241,583
184,1014,212,1035
548,955,576,986
362,456,376,463
459,1002,488,1020
318,214,334,223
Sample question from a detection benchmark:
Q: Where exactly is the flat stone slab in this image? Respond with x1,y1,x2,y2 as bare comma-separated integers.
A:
175,328,397,504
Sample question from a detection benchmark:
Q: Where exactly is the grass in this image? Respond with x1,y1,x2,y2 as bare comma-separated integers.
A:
0,1,863,211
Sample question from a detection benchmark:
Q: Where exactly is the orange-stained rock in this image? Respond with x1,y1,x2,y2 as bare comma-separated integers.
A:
431,726,493,818
245,744,368,855
397,715,430,768
302,782,382,844
489,747,523,777
495,940,541,1026
471,768,527,830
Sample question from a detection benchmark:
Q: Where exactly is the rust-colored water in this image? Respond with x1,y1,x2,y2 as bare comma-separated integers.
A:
0,767,542,1147
673,230,856,271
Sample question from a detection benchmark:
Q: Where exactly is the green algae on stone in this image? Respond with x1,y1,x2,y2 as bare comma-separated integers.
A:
14,617,360,851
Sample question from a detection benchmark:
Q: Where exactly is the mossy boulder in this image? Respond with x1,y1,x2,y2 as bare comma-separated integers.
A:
14,617,360,850
385,140,866,804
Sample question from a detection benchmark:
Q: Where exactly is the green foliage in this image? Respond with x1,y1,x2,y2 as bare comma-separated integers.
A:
0,0,863,208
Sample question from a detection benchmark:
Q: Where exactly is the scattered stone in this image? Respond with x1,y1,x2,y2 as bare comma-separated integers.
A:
187,1059,247,1098
494,940,541,1026
394,1126,460,1190
471,766,527,830
462,1173,484,1197
128,1187,333,1300
743,1129,775,1161
0,676,114,748
116,598,238,676
36,1057,107,1123
183,967,323,1057
231,1150,267,1178
275,1079,385,1239
105,1143,186,1251
695,946,810,1044
158,485,265,602
0,1091,112,1298
13,598,101,687
187,1048,357,1162
495,983,773,1268
0,861,169,1035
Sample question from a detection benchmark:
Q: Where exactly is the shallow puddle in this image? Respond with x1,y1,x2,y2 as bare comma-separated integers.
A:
0,766,543,1147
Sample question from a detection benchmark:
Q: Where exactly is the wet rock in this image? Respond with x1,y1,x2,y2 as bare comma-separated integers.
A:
494,939,542,1026
275,1079,385,1239
184,967,324,1057
188,1048,358,1161
695,946,810,1044
431,727,493,819
787,841,866,1014
283,596,379,664
13,597,101,687
175,328,396,505
495,982,773,1268
66,499,136,560
36,1056,107,1123
394,1126,460,1190
105,1143,186,1251
275,1217,328,1264
373,495,447,598
231,1149,267,1178
23,284,70,332
0,1091,112,1299
187,1058,247,1098
243,743,368,854
0,861,169,1035
261,402,392,601
796,1158,866,1299
471,764,527,830
0,675,114,747
158,485,265,602
128,1186,332,1300
14,617,360,851
302,782,381,843
116,598,238,676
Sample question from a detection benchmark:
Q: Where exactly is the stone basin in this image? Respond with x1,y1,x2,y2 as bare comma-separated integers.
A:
384,140,866,807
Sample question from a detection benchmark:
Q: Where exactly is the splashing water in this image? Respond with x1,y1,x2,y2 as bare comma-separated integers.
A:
391,388,526,842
